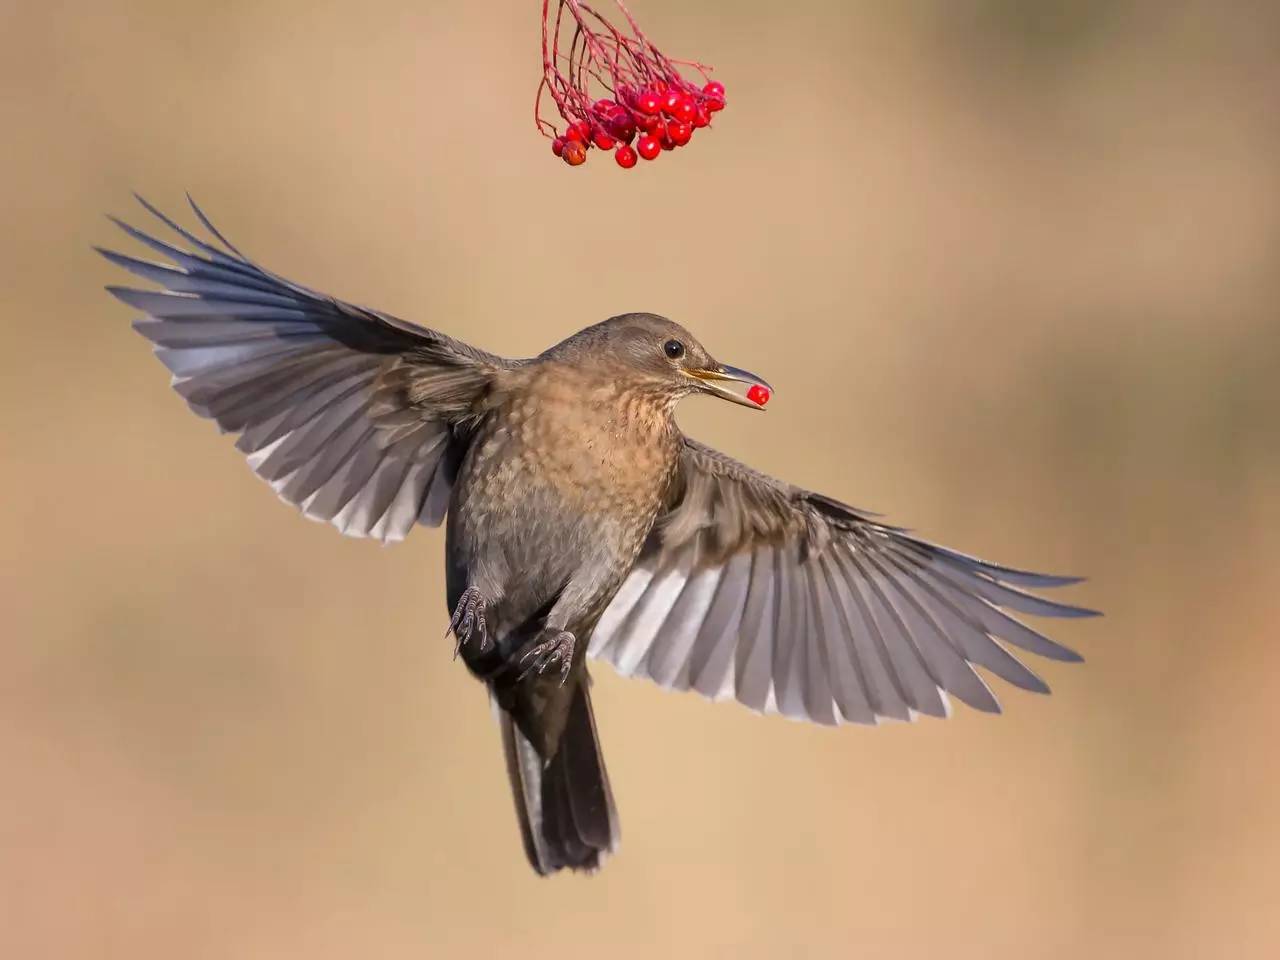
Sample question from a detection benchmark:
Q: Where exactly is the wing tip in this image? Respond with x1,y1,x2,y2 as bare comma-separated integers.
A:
1039,601,1103,620
1018,572,1088,588
105,284,141,307
134,191,179,229
1016,664,1054,695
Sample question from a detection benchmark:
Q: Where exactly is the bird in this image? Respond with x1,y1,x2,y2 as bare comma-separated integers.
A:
101,196,1097,876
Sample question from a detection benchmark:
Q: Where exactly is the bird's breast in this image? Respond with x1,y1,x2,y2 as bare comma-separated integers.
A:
493,376,677,521
449,372,679,634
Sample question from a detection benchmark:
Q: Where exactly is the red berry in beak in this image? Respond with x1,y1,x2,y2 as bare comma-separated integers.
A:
615,144,637,168
746,384,770,407
636,135,661,160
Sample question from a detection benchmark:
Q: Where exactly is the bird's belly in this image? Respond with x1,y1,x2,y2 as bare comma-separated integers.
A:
447,432,665,634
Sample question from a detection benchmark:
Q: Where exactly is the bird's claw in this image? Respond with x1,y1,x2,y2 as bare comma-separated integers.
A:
447,587,490,657
518,631,575,686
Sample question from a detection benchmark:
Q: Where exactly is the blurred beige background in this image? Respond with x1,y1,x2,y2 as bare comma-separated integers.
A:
3,1,1279,957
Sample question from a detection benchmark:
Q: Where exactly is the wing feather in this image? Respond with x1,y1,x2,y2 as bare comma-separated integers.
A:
102,196,514,542
734,546,780,712
590,437,1096,724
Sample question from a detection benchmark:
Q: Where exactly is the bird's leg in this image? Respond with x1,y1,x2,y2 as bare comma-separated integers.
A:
518,630,576,686
447,586,492,656
514,578,596,685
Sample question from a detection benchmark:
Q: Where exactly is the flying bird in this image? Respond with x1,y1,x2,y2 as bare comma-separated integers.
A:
101,197,1096,875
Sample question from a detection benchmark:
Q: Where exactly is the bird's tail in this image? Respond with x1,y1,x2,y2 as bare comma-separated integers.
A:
498,679,619,875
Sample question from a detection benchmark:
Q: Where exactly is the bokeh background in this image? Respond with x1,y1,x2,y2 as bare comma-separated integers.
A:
3,1,1279,956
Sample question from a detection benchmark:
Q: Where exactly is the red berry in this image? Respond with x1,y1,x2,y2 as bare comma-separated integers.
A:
636,135,661,160
746,384,770,407
661,90,682,116
593,129,616,150
615,144,637,168
596,102,628,129
602,109,636,143
567,120,591,143
551,137,565,157
668,119,692,145
671,97,696,123
561,140,587,166
706,96,725,113
703,80,725,99
636,90,662,115
636,112,664,134
693,105,711,128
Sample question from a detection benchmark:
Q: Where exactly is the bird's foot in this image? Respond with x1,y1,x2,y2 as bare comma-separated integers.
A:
447,587,491,657
518,630,575,686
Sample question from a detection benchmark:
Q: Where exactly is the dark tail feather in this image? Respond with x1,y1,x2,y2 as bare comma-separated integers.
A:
499,680,619,875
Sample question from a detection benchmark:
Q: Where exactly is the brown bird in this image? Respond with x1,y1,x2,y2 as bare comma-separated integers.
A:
101,197,1096,875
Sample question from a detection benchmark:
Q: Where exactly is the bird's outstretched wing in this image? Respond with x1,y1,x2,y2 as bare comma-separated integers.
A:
100,195,514,542
590,438,1097,724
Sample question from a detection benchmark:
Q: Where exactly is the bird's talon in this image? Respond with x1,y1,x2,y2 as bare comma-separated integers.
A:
448,587,491,656
518,631,576,686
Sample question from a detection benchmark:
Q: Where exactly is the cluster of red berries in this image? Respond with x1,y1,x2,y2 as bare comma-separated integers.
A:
551,79,726,169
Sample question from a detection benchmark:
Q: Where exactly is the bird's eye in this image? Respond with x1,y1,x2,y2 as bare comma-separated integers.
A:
663,339,685,360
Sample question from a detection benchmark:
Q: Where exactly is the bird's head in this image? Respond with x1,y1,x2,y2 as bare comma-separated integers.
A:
544,313,772,411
